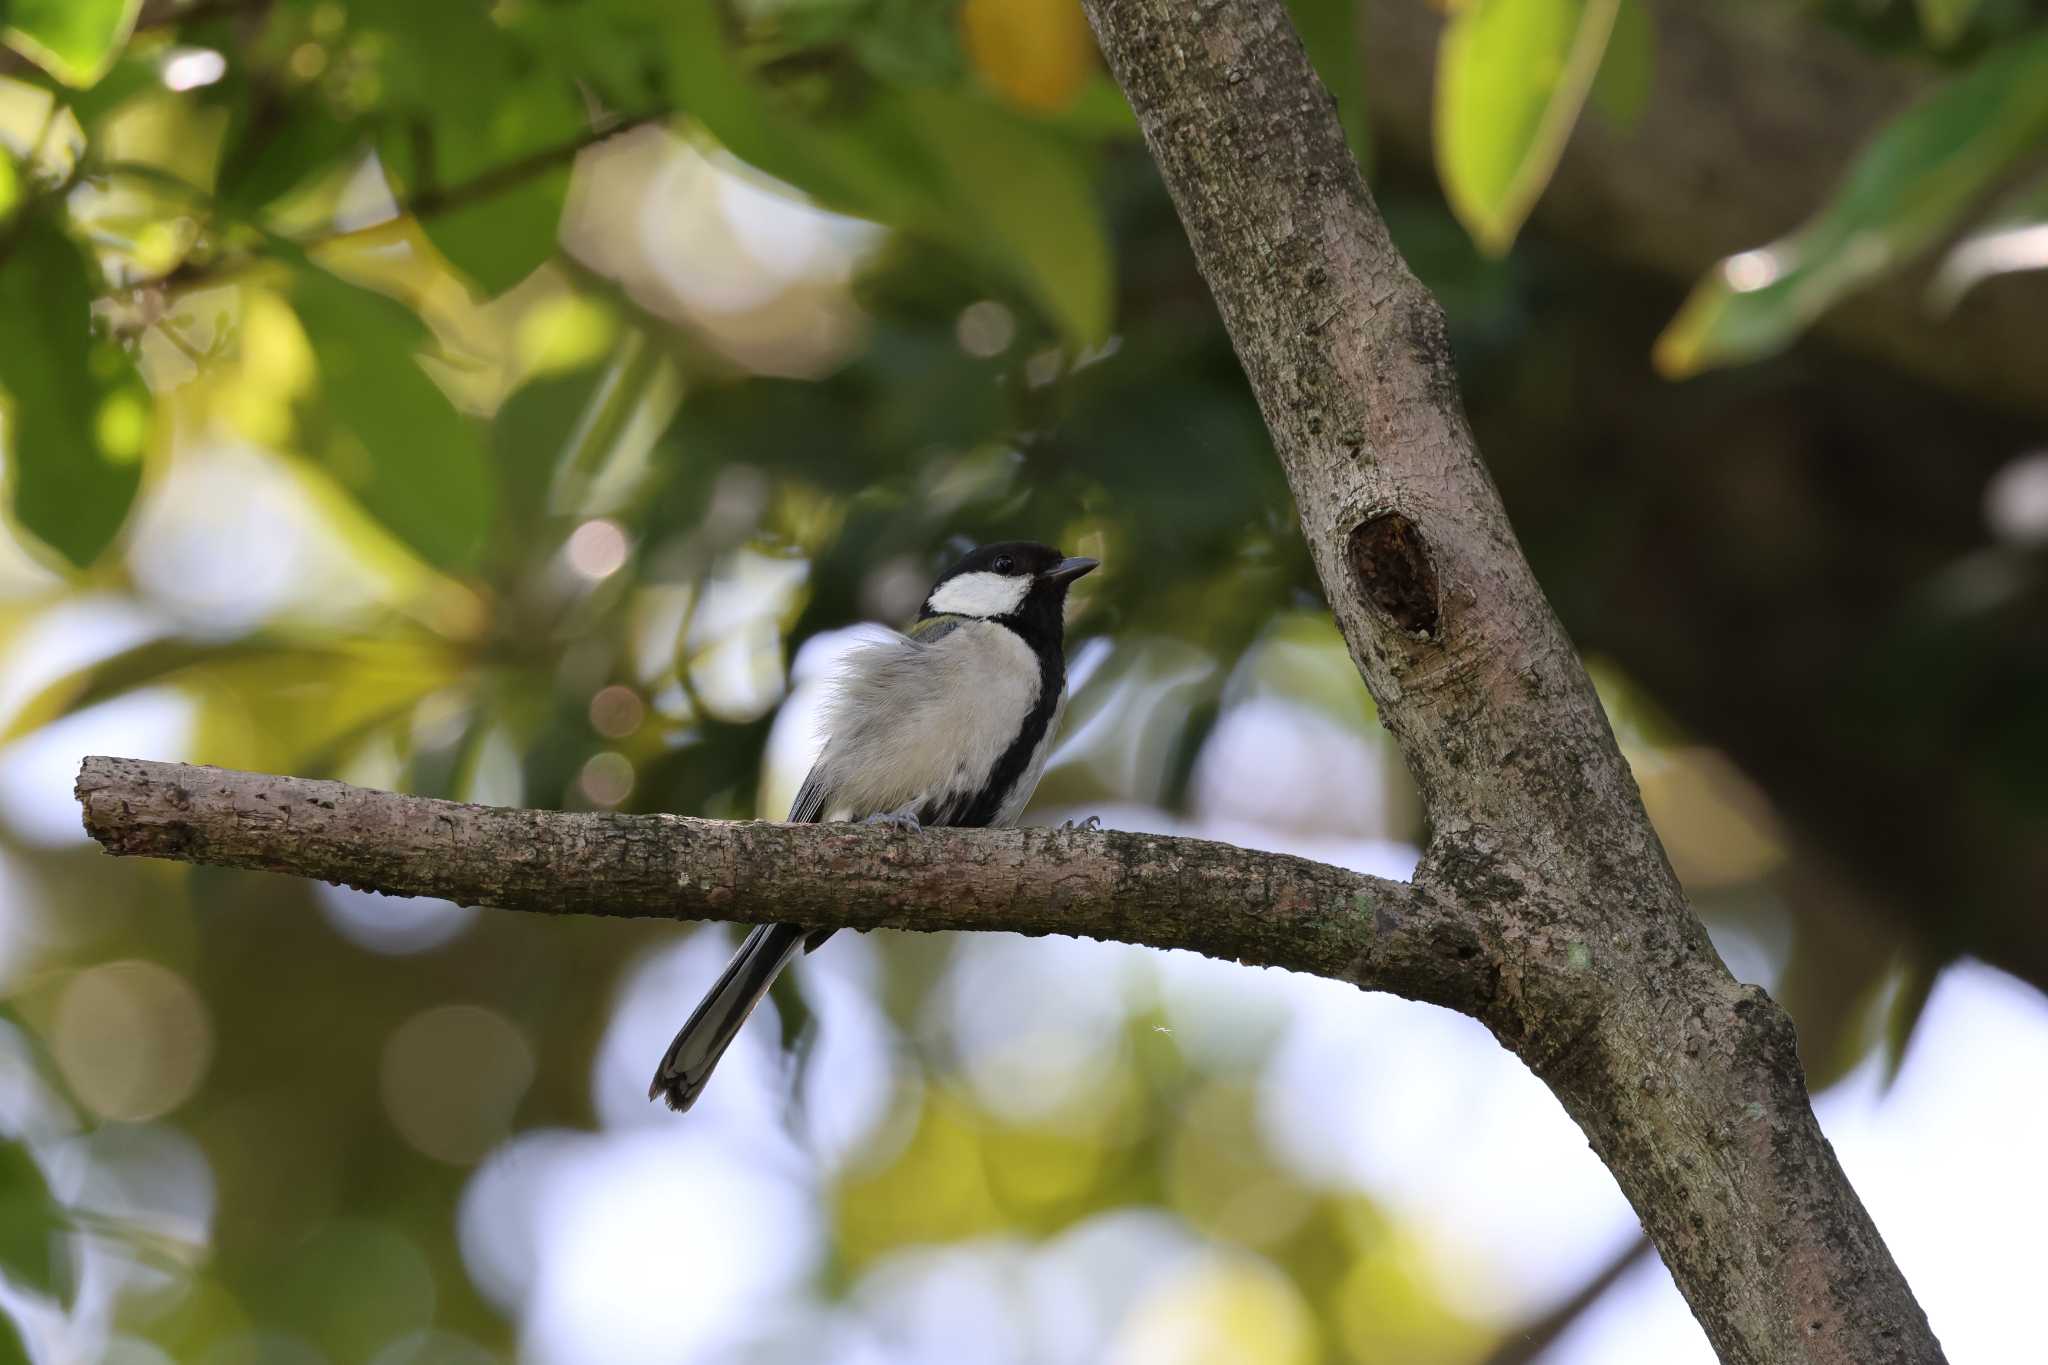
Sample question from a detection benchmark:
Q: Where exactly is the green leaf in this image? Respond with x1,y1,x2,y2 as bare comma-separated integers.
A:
0,212,149,569
0,1138,70,1304
1287,0,1371,171
290,267,492,570
1915,0,1981,48
0,1303,28,1365
1589,0,1653,130
1928,171,2048,310
892,88,1113,347
1656,31,2048,377
216,104,368,215
666,6,1112,345
490,365,610,546
379,87,585,295
1,0,141,88
346,0,583,294
1435,0,1621,255
418,172,570,298
1,635,266,746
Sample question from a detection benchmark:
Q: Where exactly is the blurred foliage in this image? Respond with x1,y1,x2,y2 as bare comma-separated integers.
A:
1656,26,2048,375
1430,0,2048,368
2,0,141,89
0,1,2038,1362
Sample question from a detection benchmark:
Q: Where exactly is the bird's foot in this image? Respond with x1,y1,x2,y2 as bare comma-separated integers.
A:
1060,814,1103,832
862,807,923,835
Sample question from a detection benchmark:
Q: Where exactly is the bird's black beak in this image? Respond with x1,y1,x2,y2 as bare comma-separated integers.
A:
1044,556,1099,585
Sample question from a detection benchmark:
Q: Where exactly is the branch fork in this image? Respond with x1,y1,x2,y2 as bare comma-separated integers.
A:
69,0,1947,1358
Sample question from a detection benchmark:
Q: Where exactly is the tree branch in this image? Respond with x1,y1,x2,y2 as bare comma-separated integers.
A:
1078,0,1942,1361
74,756,1493,1008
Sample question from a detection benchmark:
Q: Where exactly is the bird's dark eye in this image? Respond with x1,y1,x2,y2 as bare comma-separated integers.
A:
992,554,1015,574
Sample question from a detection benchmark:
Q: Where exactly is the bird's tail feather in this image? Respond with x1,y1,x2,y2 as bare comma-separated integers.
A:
648,922,806,1111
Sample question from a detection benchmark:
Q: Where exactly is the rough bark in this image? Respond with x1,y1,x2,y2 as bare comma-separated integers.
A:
1076,0,1941,1361
1363,0,2048,420
74,755,1488,1008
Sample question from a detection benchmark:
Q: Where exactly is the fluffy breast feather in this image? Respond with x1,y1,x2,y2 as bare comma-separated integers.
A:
808,621,1044,823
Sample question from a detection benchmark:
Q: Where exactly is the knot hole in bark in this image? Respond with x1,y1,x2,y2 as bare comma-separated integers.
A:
1348,512,1440,641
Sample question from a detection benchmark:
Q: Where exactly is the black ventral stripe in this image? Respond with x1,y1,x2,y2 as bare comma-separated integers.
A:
952,594,1067,829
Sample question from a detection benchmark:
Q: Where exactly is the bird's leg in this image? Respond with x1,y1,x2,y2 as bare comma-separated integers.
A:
1060,814,1103,832
862,804,923,834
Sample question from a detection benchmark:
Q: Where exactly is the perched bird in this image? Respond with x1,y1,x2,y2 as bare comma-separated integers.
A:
649,540,1099,1111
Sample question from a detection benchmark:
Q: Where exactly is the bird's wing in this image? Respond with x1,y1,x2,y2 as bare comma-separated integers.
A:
904,613,966,645
787,764,829,824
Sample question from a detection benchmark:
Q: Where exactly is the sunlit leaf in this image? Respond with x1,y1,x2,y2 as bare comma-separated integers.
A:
1915,0,1981,48
666,5,1112,345
42,44,159,126
0,211,149,568
1928,172,2048,311
1,633,465,776
290,266,492,570
0,0,140,88
1656,31,2048,377
1588,0,1653,129
1287,0,1371,170
0,1139,70,1304
187,639,469,775
1435,0,1622,256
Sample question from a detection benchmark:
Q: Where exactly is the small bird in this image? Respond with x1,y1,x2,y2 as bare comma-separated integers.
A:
649,540,1099,1111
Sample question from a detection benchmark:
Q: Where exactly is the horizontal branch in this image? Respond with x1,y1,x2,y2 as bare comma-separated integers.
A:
75,756,1494,1008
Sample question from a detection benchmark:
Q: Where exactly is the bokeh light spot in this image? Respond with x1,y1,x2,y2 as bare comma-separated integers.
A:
564,518,629,579
288,43,326,80
94,389,151,463
54,960,213,1122
380,1005,535,1165
588,685,645,739
160,48,227,92
955,300,1016,357
1111,1253,1316,1365
272,1220,437,1363
578,751,635,807
1986,450,2048,545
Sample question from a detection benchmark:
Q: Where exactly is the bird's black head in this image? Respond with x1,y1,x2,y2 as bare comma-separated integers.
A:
919,540,1097,650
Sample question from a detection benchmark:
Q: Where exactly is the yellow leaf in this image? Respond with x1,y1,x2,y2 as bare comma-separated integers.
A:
961,0,1096,114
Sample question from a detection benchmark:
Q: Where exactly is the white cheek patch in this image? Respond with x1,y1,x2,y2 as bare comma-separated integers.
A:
925,570,1030,619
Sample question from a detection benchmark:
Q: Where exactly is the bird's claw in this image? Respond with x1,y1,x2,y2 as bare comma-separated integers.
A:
862,808,923,834
1060,814,1103,832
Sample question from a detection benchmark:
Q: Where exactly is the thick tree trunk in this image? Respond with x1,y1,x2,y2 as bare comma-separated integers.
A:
1075,0,1942,1360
